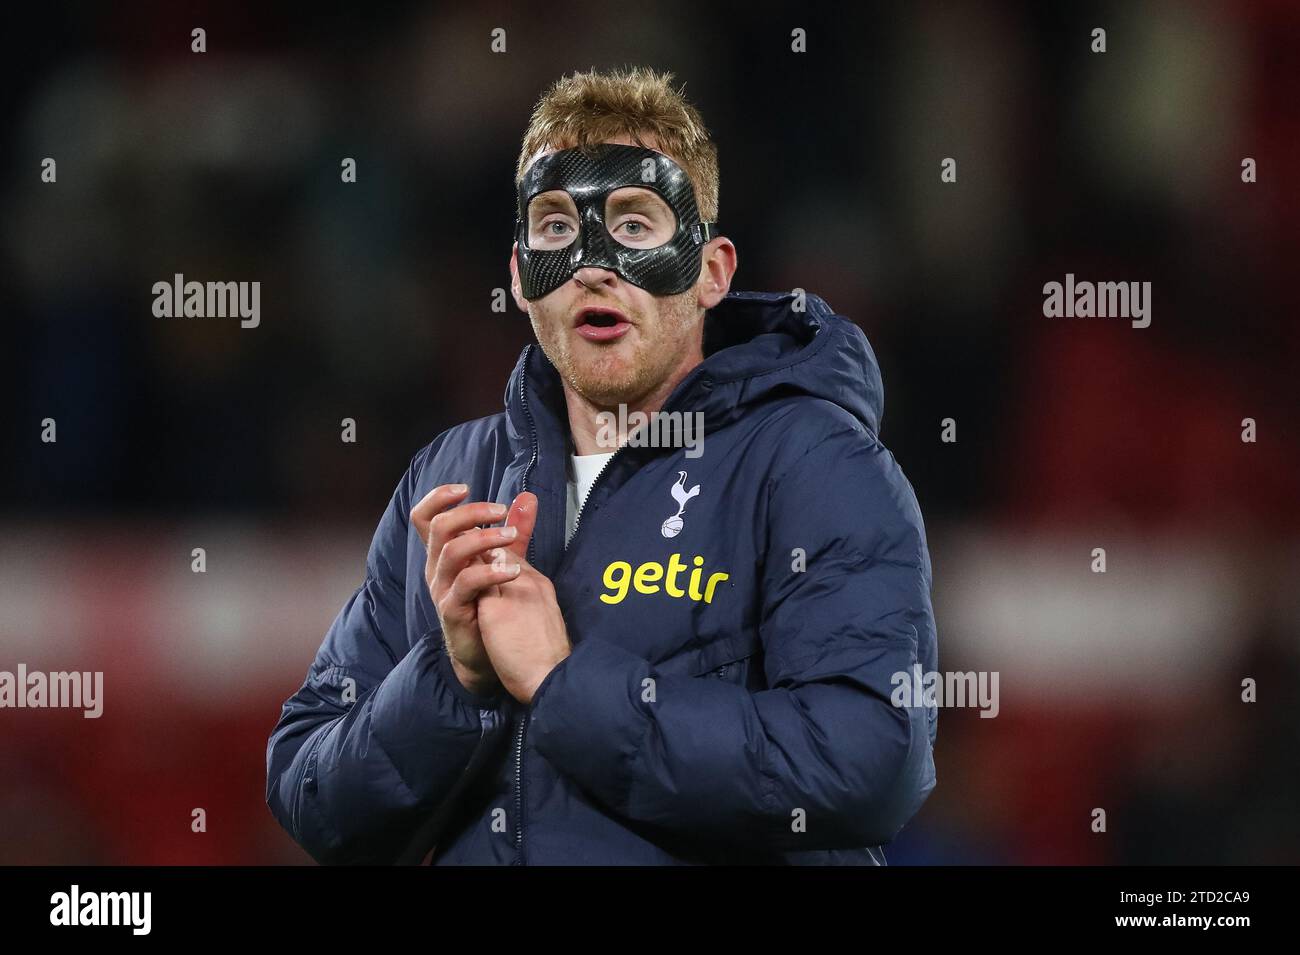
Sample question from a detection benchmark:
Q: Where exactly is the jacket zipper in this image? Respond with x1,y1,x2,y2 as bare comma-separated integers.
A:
568,371,709,553
512,367,626,862
507,359,703,862
511,714,525,864
512,346,539,866
509,420,624,863
565,446,623,552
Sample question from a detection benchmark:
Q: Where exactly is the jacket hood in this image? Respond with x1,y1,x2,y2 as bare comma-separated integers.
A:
505,289,884,450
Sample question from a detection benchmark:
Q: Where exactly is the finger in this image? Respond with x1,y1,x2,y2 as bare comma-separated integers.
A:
446,554,522,609
410,483,470,546
502,491,538,560
422,500,509,584
487,546,542,583
434,525,520,597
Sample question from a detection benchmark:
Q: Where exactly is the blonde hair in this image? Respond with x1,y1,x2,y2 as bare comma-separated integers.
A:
516,66,720,222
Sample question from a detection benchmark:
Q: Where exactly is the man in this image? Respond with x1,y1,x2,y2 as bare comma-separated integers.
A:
266,66,938,865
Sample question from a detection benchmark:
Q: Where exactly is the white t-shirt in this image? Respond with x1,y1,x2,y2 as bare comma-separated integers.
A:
565,450,616,547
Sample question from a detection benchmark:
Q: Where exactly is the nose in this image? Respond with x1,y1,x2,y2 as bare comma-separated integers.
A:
573,266,618,289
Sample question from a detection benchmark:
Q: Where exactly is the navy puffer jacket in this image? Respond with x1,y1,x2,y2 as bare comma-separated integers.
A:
266,289,939,865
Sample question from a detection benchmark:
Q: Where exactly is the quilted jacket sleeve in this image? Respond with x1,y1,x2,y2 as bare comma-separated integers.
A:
265,444,511,864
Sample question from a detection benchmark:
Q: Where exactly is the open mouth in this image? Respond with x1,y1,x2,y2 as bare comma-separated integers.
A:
574,306,632,341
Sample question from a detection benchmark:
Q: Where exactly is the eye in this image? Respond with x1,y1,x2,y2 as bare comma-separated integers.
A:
615,218,652,238
544,220,572,236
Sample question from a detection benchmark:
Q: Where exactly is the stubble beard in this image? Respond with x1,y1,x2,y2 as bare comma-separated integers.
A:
531,288,703,410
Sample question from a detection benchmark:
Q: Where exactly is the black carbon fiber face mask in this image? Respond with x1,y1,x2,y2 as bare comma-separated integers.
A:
515,143,718,300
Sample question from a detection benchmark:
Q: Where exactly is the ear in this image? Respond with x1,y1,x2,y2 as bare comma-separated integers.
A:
697,236,737,310
509,242,530,313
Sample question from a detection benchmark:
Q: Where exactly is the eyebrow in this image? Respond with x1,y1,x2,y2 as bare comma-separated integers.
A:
607,192,669,216
529,194,575,215
528,191,669,219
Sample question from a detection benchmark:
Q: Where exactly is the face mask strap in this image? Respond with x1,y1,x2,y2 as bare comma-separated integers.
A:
692,222,719,245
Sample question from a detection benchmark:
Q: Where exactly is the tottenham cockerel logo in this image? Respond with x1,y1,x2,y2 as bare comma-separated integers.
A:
660,471,701,538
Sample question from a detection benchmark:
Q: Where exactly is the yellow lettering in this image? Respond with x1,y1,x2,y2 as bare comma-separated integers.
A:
601,561,632,604
703,572,729,603
688,555,705,601
665,553,688,597
598,556,728,604
633,562,663,594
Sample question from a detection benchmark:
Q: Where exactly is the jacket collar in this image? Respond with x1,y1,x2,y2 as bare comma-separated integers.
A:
504,288,881,458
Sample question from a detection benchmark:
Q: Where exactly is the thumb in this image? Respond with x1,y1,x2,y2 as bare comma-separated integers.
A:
503,491,538,559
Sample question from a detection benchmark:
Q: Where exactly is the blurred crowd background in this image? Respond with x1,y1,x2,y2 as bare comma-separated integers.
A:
2,0,1298,864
